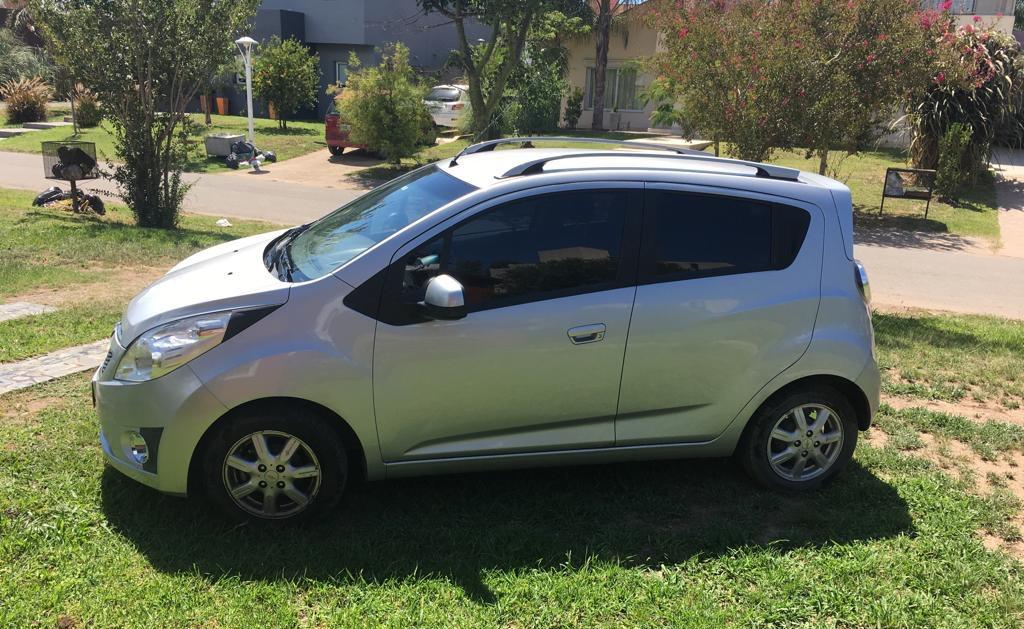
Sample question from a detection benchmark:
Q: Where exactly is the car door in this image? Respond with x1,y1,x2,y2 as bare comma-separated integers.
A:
371,186,642,462
615,185,823,445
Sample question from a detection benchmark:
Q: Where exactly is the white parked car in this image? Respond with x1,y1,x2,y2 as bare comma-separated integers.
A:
424,84,469,128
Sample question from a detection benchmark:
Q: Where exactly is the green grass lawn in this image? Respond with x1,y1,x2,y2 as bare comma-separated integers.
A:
874,310,1024,409
1,348,1023,626
0,187,278,363
0,114,325,173
769,149,1000,242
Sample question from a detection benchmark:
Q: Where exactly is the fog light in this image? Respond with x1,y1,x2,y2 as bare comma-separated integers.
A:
124,431,149,465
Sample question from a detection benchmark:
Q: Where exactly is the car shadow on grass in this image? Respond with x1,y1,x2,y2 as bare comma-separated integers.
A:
101,456,911,602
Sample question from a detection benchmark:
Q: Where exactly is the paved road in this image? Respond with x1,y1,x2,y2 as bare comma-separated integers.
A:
854,244,1024,319
1,148,1022,318
0,149,360,224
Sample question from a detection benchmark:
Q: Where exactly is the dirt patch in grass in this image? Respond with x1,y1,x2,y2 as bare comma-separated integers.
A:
884,395,1024,428
0,392,64,426
10,265,165,308
874,420,1024,559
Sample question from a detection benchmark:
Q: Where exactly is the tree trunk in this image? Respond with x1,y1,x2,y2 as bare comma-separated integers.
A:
70,95,78,135
591,0,612,131
714,138,720,157
818,149,829,176
203,91,212,125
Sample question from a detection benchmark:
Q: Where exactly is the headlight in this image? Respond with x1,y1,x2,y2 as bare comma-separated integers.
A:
115,312,232,382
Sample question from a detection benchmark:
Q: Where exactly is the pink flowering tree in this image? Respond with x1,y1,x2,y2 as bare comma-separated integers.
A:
909,23,1024,174
647,0,949,172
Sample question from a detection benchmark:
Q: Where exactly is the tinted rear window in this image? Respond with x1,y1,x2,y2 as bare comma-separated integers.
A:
643,191,810,281
427,87,462,102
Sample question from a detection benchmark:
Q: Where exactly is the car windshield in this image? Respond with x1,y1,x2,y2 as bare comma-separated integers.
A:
426,87,462,102
286,165,476,280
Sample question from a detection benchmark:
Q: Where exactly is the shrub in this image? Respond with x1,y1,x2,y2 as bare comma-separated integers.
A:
935,123,973,201
336,44,430,162
563,86,583,130
0,76,50,123
503,44,566,134
0,29,51,85
73,84,102,127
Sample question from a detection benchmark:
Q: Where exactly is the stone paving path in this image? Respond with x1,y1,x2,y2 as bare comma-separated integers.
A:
0,340,107,395
0,302,57,323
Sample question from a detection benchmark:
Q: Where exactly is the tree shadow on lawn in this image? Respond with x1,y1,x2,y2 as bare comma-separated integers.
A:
853,208,984,252
20,208,252,247
874,311,1023,353
101,457,911,603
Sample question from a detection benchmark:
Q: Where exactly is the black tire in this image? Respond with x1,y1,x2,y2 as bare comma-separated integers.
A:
328,145,345,157
202,408,347,522
738,385,858,492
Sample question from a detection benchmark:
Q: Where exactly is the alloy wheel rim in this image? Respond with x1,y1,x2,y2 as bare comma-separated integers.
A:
222,430,321,519
766,404,844,482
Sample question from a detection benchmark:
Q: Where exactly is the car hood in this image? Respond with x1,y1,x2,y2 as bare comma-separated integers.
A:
120,230,290,344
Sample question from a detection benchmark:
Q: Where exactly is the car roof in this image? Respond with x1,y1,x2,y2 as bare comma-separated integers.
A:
438,147,835,191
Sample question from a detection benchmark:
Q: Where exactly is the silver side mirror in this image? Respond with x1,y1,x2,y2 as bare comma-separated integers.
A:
422,274,467,320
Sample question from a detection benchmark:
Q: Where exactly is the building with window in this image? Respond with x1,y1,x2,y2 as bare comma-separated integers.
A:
564,0,1016,133
228,0,486,118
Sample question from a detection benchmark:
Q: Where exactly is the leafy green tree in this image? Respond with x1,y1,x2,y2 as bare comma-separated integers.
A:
647,0,949,173
253,37,320,130
33,0,258,228
501,9,584,134
420,0,584,139
335,44,430,162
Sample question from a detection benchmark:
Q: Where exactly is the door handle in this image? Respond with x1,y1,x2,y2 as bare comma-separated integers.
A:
568,323,606,345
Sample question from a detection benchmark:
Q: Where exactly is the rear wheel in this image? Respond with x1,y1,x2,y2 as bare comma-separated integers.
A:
328,145,345,157
739,386,858,491
203,410,347,522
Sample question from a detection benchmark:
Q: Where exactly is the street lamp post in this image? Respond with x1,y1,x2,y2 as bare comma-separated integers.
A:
235,36,258,145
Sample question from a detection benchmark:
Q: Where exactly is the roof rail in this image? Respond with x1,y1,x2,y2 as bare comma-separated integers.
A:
448,136,703,167
447,136,801,181
495,151,801,181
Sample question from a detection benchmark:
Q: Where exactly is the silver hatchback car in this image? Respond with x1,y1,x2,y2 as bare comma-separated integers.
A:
94,138,879,521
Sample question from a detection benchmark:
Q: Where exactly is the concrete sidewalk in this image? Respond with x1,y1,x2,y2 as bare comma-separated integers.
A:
989,148,1024,258
0,149,361,225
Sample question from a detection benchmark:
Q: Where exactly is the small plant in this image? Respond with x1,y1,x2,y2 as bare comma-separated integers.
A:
73,84,102,127
0,76,50,123
935,123,973,203
563,86,583,130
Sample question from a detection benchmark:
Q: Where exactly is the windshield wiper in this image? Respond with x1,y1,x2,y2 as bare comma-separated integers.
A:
268,223,309,281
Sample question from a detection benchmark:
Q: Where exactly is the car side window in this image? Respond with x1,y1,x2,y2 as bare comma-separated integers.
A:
642,190,810,282
396,189,632,314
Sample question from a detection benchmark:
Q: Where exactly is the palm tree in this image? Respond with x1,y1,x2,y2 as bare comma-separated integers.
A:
589,0,642,131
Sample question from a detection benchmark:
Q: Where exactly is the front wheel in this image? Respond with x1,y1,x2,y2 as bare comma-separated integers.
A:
328,145,345,157
738,386,858,491
202,409,347,522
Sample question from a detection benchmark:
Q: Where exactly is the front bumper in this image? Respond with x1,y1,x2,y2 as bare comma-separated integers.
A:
93,334,227,495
